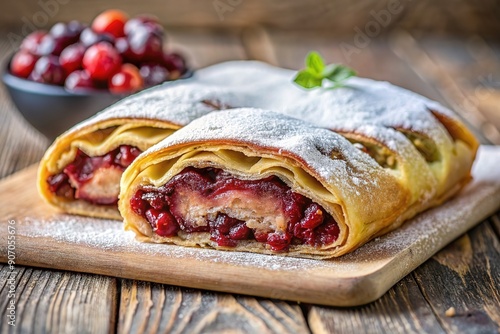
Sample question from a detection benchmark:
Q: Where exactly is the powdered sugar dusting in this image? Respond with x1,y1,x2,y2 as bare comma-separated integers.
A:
19,147,500,276
148,108,384,203
23,216,331,271
61,60,463,153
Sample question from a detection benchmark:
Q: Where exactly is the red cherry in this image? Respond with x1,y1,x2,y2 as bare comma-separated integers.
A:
109,64,144,94
31,56,66,85
163,52,186,79
114,37,139,64
128,26,163,62
124,15,164,38
116,145,141,167
91,9,128,38
60,43,85,74
139,64,169,87
37,23,81,57
299,203,324,229
82,42,122,80
79,28,114,48
266,232,292,251
10,51,38,78
50,22,82,47
64,70,95,91
20,31,47,55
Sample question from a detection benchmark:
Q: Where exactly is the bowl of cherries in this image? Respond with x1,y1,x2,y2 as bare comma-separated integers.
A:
2,9,189,140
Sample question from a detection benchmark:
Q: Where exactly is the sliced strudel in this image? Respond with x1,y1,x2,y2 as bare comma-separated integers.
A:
118,109,477,258
39,61,478,223
37,83,238,219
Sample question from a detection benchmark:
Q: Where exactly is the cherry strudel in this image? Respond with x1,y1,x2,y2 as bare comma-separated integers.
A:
37,83,236,219
39,61,478,227
118,109,477,258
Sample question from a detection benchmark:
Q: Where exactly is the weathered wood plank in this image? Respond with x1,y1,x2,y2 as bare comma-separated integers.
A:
0,33,49,178
0,265,118,334
389,31,499,144
491,213,500,241
260,29,446,104
1,0,499,36
412,220,500,333
117,280,310,334
307,275,445,334
167,27,247,69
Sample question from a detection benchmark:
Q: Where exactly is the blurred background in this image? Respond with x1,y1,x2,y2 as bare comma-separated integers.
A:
0,0,499,171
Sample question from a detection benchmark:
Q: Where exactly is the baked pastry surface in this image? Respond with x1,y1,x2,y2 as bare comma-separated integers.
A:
39,61,478,225
119,108,477,258
37,83,237,219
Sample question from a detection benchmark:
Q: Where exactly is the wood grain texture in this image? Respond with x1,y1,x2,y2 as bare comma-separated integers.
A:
167,27,247,69
0,24,500,332
263,28,493,145
0,33,49,179
0,148,499,308
1,0,499,36
491,213,500,242
0,264,118,334
412,220,500,333
260,29,446,101
117,280,310,334
389,31,500,144
307,275,445,334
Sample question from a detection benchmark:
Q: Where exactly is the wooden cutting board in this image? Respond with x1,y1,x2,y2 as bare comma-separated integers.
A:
1,146,499,307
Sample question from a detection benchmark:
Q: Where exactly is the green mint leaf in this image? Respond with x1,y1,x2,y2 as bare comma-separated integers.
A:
293,70,323,89
294,51,357,90
324,65,357,83
305,51,325,75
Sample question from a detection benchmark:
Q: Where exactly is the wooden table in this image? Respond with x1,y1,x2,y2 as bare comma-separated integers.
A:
1,28,499,333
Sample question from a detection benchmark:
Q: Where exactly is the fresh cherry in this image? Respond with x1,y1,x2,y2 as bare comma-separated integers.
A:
10,50,38,78
66,20,87,38
79,28,114,48
139,64,169,87
36,35,57,56
163,52,186,79
64,70,94,91
31,56,65,85
124,15,164,38
50,22,82,46
92,9,128,38
20,31,47,55
109,63,144,94
128,26,163,62
59,43,85,74
82,42,122,80
36,23,81,56
114,37,138,64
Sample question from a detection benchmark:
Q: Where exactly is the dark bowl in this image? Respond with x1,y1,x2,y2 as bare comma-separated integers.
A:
2,59,193,140
2,70,121,140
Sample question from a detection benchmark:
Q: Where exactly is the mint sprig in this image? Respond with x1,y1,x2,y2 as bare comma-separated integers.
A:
293,51,356,89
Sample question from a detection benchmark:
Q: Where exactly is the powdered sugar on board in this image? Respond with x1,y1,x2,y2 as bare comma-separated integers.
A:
18,146,500,278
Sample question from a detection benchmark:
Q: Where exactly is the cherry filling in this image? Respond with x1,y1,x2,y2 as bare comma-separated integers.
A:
131,167,340,251
47,145,141,205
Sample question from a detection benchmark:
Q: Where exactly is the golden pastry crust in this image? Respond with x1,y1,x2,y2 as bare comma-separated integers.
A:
119,109,477,258
37,83,235,218
39,61,478,228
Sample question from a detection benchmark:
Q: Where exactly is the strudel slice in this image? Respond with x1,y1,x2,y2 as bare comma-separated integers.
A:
118,109,477,258
38,84,236,219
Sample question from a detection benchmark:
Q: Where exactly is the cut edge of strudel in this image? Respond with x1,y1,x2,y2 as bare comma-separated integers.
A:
37,82,235,220
118,108,478,258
